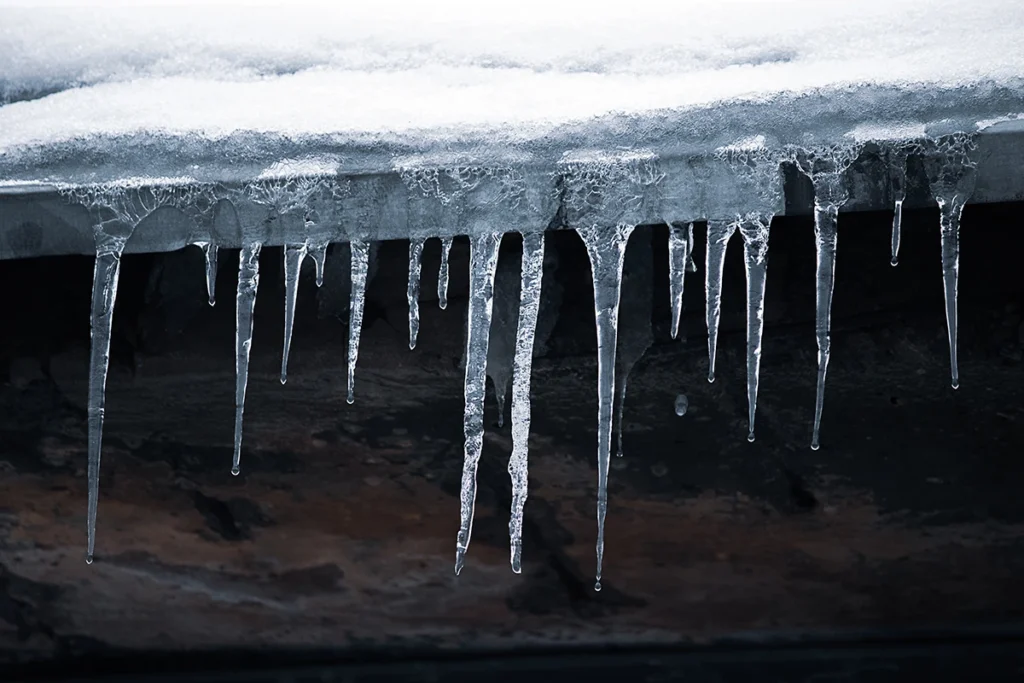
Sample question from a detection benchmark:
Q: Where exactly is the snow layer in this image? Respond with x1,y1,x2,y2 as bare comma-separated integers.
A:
1,0,1023,179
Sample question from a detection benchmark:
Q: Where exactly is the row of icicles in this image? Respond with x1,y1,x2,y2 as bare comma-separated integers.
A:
67,141,976,590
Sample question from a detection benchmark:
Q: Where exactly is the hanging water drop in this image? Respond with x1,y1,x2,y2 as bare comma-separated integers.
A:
347,240,369,405
438,236,453,310
408,238,425,349
233,243,262,476
674,393,688,416
455,232,503,575
577,223,634,590
705,220,738,383
280,243,307,384
508,232,545,573
739,215,772,443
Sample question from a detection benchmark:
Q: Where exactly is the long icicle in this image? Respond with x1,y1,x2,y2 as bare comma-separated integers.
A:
577,223,634,592
937,194,967,389
705,220,737,383
667,222,692,339
408,237,425,349
232,243,262,476
280,243,307,384
347,240,369,404
438,236,453,310
455,232,503,575
811,200,839,451
198,242,218,306
739,215,771,443
508,232,545,573
85,230,133,563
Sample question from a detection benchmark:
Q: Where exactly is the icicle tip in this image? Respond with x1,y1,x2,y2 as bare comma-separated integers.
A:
231,465,240,476
85,554,94,565
747,430,755,443
594,580,602,592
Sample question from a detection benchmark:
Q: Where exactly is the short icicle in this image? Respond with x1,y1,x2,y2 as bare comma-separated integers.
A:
455,232,503,575
438,236,453,310
347,240,369,404
508,233,545,573
233,243,262,476
309,242,328,287
85,224,136,564
705,220,738,383
199,242,218,306
890,151,908,267
577,223,635,592
667,222,692,339
280,243,308,384
811,199,839,451
739,215,772,442
408,238,425,349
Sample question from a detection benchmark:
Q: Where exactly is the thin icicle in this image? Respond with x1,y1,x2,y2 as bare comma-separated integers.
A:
936,194,968,389
232,243,262,476
508,232,545,573
615,373,630,458
347,240,369,404
576,223,634,592
739,215,772,443
455,232,503,575
280,243,307,384
705,220,738,383
197,242,218,306
408,238,425,349
667,222,692,339
811,201,838,451
85,230,133,564
686,224,697,272
890,150,908,267
309,241,328,287
438,236,453,310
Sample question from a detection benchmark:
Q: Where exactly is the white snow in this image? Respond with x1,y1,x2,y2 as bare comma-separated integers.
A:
1,0,1022,163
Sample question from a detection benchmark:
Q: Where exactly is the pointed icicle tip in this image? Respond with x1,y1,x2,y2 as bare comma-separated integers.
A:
951,379,960,390
85,554,94,565
708,371,715,384
454,550,466,576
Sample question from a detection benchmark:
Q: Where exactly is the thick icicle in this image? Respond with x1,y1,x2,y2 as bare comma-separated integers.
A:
280,243,307,384
705,220,738,383
924,135,977,391
667,222,692,339
889,150,908,267
347,240,369,404
232,243,262,476
810,200,839,451
577,223,634,592
739,216,772,442
85,230,134,563
508,232,545,573
407,238,425,349
309,241,328,287
438,236,453,310
197,242,218,306
455,232,503,575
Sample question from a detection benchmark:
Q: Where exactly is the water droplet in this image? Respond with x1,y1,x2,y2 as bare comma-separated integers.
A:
674,394,688,416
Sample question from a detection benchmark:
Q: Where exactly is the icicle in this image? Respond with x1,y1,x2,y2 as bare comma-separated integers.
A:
889,150,908,267
508,232,545,573
811,200,839,451
686,223,697,273
438,236,453,310
613,228,653,458
739,215,772,442
455,232,503,575
924,135,977,391
408,238,425,349
705,220,738,383
615,373,630,458
576,223,634,592
280,243,307,384
85,228,134,564
232,243,262,476
196,242,218,306
667,222,692,339
309,241,328,287
347,240,369,404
